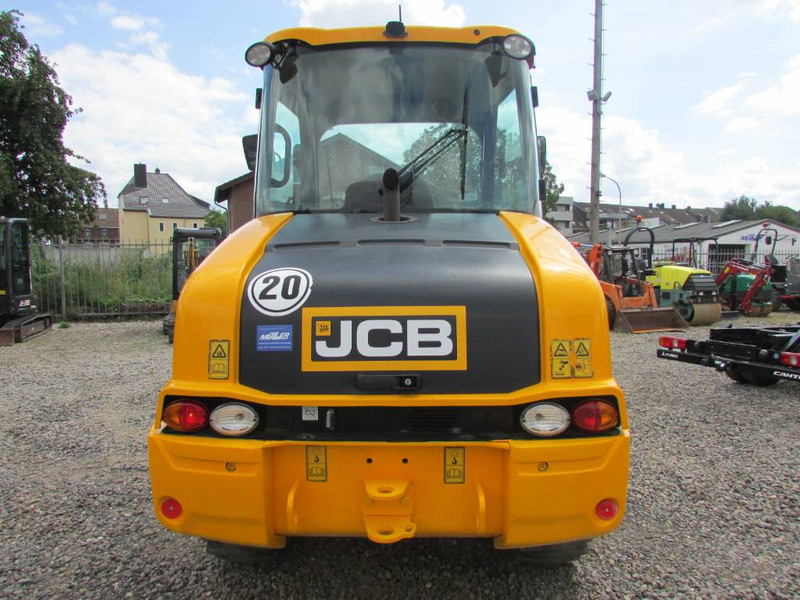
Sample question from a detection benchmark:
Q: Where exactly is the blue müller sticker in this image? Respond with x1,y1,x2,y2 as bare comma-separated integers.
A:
257,325,293,352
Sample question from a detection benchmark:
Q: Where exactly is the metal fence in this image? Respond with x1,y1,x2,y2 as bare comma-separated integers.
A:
651,250,797,274
27,241,798,320
31,240,172,319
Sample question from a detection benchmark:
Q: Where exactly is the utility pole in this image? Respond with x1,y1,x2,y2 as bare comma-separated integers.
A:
588,0,609,244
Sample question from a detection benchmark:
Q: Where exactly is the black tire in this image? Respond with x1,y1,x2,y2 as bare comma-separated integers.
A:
605,296,616,330
724,370,748,384
206,540,284,565
771,291,783,312
741,372,780,387
515,540,589,566
786,298,800,312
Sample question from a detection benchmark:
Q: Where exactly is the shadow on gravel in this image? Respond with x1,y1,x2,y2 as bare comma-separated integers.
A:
208,537,581,599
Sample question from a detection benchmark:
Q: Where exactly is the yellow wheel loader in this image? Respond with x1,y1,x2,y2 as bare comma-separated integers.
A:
147,21,630,566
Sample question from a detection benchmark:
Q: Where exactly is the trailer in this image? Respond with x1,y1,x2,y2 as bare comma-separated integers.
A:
657,324,800,386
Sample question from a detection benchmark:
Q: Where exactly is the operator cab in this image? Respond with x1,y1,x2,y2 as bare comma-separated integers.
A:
245,25,543,219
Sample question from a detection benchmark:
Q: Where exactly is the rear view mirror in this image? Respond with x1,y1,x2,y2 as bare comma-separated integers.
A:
242,134,257,171
537,136,547,173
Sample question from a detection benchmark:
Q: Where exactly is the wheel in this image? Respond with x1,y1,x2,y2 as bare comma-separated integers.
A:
515,540,589,566
771,291,783,312
741,372,780,387
605,296,616,330
206,540,284,565
676,299,694,322
786,298,800,312
724,370,748,384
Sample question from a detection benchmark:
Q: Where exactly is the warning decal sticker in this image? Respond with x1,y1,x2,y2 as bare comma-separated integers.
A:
550,338,593,379
306,446,327,482
444,447,466,484
208,340,230,379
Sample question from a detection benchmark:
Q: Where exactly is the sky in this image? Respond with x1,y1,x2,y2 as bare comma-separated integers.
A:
9,0,800,212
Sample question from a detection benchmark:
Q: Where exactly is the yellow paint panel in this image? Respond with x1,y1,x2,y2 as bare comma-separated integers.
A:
265,25,521,47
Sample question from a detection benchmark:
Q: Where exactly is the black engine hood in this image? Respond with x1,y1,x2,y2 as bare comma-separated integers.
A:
239,213,540,395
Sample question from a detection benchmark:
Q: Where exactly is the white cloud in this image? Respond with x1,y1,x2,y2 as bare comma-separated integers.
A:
111,15,149,31
746,53,800,115
290,0,465,27
692,82,746,117
725,116,763,132
52,44,251,205
20,13,64,38
751,0,800,22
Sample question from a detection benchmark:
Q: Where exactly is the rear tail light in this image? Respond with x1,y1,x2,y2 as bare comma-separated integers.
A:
163,400,209,432
520,403,571,437
658,336,687,350
779,352,799,367
209,403,259,436
571,400,619,432
596,499,618,520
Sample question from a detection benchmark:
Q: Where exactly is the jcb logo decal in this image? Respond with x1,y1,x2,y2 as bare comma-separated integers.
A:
302,306,467,372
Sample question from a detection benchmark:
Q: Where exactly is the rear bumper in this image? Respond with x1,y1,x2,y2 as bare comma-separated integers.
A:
148,431,630,549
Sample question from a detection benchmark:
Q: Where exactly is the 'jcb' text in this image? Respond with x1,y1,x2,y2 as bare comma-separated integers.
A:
301,307,467,372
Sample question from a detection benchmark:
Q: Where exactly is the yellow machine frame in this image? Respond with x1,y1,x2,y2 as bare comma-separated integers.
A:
149,212,629,549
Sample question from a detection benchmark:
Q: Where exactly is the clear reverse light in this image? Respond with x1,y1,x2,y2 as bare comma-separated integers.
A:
210,403,259,436
520,402,570,437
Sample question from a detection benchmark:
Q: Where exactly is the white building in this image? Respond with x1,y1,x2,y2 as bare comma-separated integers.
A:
567,219,800,272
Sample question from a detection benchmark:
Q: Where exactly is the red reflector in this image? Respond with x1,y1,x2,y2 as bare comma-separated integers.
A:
161,498,183,519
658,336,687,350
571,400,620,432
163,400,209,432
596,499,618,520
779,352,799,367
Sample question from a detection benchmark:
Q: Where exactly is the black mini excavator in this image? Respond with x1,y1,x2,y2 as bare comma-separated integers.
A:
0,217,52,345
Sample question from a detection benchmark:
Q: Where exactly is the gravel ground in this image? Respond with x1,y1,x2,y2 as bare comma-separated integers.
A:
0,316,798,599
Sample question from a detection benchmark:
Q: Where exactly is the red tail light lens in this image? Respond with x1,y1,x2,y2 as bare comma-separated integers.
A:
596,499,618,520
658,336,687,350
779,352,799,367
572,400,619,432
163,400,209,432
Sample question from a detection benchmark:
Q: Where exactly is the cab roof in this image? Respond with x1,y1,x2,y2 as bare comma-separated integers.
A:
265,24,522,47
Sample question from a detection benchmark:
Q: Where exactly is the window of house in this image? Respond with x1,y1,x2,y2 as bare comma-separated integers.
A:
172,222,178,230
101,229,108,238
162,198,169,204
192,222,198,228
159,222,165,232
139,196,149,205
83,229,91,238
99,213,107,220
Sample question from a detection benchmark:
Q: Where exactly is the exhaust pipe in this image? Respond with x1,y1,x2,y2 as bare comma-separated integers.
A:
381,168,402,222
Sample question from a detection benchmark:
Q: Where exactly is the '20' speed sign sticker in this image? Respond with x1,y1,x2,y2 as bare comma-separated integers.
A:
247,268,313,316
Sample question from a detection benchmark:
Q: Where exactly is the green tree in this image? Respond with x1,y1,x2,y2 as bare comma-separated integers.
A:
204,209,228,236
755,203,800,228
542,160,564,220
0,10,105,239
719,195,757,221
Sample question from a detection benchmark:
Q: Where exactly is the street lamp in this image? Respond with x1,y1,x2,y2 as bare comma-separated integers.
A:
601,173,622,243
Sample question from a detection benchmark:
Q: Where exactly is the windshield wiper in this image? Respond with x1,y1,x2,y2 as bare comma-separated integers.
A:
396,127,466,193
